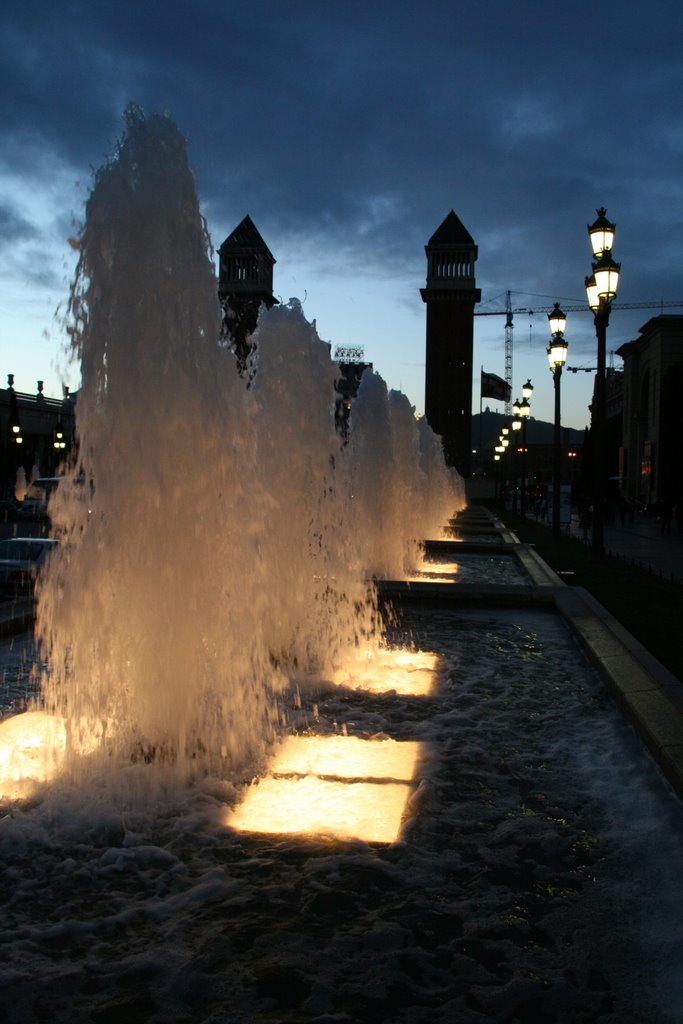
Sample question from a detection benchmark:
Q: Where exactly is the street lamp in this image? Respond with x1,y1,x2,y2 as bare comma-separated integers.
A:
53,421,67,453
7,373,23,445
498,430,510,503
518,389,531,515
586,208,620,557
511,406,522,514
547,305,568,540
548,301,566,339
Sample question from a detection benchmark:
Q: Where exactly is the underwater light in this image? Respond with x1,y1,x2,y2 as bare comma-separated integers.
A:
409,558,459,583
226,734,422,843
0,711,67,799
331,646,442,697
273,734,420,780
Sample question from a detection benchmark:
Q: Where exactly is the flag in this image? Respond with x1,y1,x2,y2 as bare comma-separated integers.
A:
481,370,511,402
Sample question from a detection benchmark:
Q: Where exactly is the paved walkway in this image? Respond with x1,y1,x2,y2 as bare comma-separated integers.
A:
557,511,683,585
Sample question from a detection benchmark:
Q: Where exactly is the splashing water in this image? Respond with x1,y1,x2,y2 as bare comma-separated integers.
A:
26,105,462,796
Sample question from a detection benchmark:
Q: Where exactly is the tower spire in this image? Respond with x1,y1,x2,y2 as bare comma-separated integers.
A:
218,215,278,373
420,210,481,475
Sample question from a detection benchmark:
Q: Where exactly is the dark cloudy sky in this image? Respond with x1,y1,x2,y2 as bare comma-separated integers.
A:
1,0,681,429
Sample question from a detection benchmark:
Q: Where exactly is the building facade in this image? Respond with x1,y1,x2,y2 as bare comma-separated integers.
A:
1,378,75,497
616,315,683,511
421,211,480,476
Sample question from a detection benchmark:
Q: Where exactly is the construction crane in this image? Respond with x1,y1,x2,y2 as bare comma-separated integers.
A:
475,298,683,404
504,291,513,416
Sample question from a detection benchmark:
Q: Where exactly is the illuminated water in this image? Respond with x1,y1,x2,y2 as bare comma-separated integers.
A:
2,608,683,1022
410,552,527,585
17,105,462,795
1,106,681,1020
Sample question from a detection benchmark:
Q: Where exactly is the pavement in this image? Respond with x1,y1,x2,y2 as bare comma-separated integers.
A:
469,479,683,585
562,510,683,585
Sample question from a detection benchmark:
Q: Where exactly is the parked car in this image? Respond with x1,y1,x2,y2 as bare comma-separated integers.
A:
0,537,58,598
17,477,64,522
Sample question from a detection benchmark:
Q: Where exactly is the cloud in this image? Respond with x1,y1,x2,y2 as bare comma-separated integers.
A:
1,0,681,423
0,200,37,246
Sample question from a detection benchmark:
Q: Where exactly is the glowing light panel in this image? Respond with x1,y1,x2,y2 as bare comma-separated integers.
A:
226,734,423,843
227,775,413,843
0,711,66,799
332,646,441,696
409,558,459,583
273,734,420,780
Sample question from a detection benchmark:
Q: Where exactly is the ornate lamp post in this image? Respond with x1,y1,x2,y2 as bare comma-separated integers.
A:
519,380,532,515
7,374,23,447
498,428,510,504
585,208,620,557
494,443,503,495
511,404,522,514
547,304,568,540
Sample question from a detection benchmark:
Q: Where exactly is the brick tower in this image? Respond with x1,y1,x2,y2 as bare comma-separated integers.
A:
421,210,480,476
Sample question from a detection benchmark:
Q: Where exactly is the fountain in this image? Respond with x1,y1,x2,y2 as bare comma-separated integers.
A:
1,107,683,1024
2,104,462,799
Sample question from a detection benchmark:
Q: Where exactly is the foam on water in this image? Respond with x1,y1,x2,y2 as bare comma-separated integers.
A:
23,105,463,796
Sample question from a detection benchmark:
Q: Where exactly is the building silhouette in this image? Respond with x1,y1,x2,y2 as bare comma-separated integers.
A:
1,378,75,497
334,355,373,438
616,314,683,512
218,215,278,373
421,210,480,476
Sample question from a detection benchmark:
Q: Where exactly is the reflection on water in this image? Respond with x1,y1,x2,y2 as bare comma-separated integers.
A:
410,553,528,585
2,607,683,1023
0,634,40,717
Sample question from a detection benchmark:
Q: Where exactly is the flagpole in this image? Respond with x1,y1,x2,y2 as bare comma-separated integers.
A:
479,365,483,451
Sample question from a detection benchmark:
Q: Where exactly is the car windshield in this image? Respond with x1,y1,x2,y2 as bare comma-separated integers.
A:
0,540,51,562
